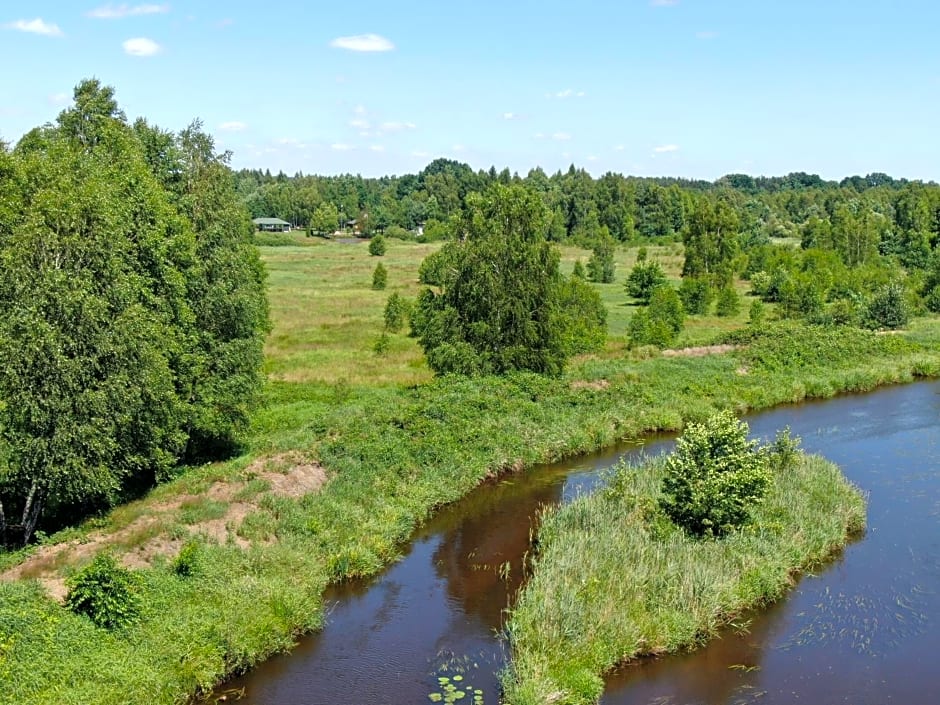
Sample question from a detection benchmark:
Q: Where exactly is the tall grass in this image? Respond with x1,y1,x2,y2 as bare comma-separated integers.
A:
502,453,866,705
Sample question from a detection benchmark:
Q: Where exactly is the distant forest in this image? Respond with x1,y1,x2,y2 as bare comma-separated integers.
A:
237,160,939,267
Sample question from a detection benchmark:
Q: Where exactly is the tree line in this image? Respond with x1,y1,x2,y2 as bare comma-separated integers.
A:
0,80,269,545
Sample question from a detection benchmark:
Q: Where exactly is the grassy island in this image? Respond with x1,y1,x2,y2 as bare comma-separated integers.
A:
502,448,866,705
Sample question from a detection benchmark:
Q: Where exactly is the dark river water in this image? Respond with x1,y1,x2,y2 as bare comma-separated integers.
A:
220,381,940,705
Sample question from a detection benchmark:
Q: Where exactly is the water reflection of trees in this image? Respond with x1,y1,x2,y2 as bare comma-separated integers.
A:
429,470,566,629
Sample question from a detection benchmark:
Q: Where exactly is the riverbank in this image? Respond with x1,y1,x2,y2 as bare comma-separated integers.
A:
501,450,866,705
1,319,937,704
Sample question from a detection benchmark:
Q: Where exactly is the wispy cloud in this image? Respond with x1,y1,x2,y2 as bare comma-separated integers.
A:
219,121,247,132
503,112,519,120
369,145,385,152
3,18,63,36
380,121,416,132
552,132,572,141
331,143,353,151
411,150,430,158
653,144,679,153
350,118,370,129
329,33,394,52
613,144,625,152
547,88,586,99
123,36,161,55
87,4,169,19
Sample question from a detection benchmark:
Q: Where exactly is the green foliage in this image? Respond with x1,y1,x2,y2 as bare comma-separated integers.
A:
586,231,616,283
660,411,771,537
371,262,388,290
714,286,741,317
865,282,910,329
629,286,685,348
571,259,586,279
414,184,603,376
678,277,713,315
557,276,607,356
385,224,412,241
368,234,387,256
309,201,339,235
383,292,410,332
66,554,142,629
0,80,269,543
748,298,765,325
172,539,202,577
624,260,667,303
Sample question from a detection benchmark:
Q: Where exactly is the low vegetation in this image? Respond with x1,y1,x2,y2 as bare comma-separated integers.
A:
502,434,865,705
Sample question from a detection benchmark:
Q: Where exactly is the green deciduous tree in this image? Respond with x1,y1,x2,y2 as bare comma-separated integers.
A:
413,184,604,376
625,260,667,303
586,227,616,283
0,80,269,544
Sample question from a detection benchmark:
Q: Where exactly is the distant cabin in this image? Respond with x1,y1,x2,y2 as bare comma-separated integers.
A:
253,217,292,233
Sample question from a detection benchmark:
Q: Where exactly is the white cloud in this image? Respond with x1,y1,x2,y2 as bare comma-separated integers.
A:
331,143,353,151
547,89,586,99
552,132,572,141
219,121,247,132
48,92,70,106
369,145,385,152
4,18,63,36
329,33,394,52
411,150,430,158
503,112,517,120
653,144,679,153
534,132,545,139
87,4,170,19
123,36,161,55
614,144,625,152
350,118,370,129
353,104,367,115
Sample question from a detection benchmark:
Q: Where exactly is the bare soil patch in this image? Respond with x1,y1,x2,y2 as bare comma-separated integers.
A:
0,453,328,600
662,344,738,358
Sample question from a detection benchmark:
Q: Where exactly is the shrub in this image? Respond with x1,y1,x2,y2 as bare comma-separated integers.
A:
385,225,412,241
368,234,387,256
571,259,586,279
678,277,713,315
748,299,765,325
865,282,909,329
371,263,388,290
660,411,771,537
172,538,201,577
65,554,142,629
383,293,410,332
625,261,667,303
715,286,741,317
373,332,391,356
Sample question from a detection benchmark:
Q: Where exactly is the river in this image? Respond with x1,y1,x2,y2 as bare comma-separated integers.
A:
219,381,940,705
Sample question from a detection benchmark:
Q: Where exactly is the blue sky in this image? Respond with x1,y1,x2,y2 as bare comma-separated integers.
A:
1,1,938,180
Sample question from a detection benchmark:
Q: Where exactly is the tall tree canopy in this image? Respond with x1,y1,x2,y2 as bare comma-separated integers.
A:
412,184,605,376
0,80,268,544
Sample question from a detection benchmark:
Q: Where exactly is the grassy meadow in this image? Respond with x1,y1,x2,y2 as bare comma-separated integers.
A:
1,234,939,704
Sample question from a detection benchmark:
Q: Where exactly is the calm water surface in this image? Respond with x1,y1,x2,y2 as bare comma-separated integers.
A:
221,381,940,705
